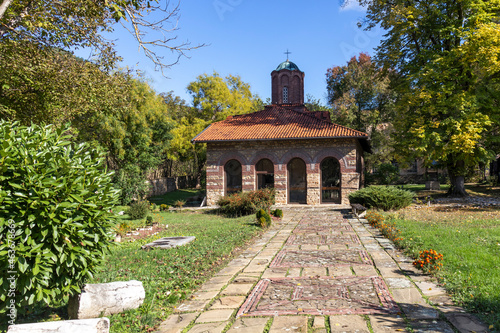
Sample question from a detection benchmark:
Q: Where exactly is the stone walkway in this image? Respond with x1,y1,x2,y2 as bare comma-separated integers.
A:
155,207,489,333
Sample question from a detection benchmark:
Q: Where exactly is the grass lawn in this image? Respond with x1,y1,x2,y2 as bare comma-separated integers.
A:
1,210,261,333
147,189,205,206
381,206,500,330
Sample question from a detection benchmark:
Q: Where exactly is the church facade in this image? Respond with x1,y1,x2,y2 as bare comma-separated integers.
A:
192,60,370,206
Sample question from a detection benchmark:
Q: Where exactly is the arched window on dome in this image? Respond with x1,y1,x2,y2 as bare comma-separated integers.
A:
283,86,288,103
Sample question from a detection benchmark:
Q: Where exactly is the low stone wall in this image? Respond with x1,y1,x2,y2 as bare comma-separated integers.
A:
147,177,176,197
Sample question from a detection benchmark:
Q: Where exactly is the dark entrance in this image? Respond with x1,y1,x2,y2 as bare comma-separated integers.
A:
321,157,341,204
288,158,307,204
256,159,274,189
225,159,242,195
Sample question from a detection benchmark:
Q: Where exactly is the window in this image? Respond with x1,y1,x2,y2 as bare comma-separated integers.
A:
256,159,274,189
225,159,242,195
283,86,288,103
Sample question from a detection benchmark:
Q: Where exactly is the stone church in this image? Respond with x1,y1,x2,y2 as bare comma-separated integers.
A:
192,59,370,206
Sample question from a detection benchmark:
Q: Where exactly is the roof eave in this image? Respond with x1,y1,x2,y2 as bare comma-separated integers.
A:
192,135,369,144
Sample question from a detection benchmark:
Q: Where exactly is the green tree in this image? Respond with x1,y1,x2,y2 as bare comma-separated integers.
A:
326,53,396,168
0,0,203,72
350,0,500,196
187,72,262,122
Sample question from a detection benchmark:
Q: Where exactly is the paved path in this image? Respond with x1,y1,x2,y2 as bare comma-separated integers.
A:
155,208,489,333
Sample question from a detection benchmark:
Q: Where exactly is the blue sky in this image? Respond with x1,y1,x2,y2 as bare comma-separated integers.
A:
84,1,384,104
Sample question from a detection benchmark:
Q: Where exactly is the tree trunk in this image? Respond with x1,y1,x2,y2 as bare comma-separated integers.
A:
447,159,468,197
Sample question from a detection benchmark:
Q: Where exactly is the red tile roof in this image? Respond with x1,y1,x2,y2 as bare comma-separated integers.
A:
192,105,368,143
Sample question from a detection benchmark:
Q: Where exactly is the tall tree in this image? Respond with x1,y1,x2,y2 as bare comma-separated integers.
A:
187,72,262,122
349,0,500,196
326,53,396,167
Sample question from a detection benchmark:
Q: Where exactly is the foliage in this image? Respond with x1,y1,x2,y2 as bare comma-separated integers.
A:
0,121,119,312
349,186,414,211
145,216,154,226
127,200,150,220
272,209,283,219
216,189,275,217
256,209,271,228
352,0,500,196
113,165,151,205
326,53,396,167
368,163,400,185
115,222,132,236
187,72,262,122
413,249,444,274
148,189,205,207
174,200,185,209
159,204,170,212
0,0,203,73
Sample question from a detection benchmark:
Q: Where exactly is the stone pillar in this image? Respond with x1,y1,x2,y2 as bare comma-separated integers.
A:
307,162,321,205
341,173,360,205
274,163,287,205
242,164,255,192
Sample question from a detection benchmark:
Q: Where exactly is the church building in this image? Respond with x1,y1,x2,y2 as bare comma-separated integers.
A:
192,59,370,206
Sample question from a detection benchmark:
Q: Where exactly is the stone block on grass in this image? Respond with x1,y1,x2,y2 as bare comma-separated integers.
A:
7,318,109,333
68,280,145,319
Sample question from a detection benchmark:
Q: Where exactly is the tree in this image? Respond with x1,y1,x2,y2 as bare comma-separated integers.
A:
187,72,262,122
326,53,396,168
348,0,500,196
0,0,203,73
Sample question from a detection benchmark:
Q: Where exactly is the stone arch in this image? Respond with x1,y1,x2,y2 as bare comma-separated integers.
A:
279,150,313,166
320,157,341,204
313,149,348,173
287,157,307,204
218,152,249,168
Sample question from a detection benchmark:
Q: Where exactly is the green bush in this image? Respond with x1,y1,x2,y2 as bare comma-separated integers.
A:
369,163,400,185
0,121,119,312
160,204,170,212
217,188,275,217
127,200,149,220
272,209,283,218
113,164,151,205
145,216,154,226
348,186,414,211
256,209,271,228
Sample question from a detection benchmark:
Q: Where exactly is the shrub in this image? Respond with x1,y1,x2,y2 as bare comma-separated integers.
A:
413,249,444,274
112,164,151,205
272,209,283,218
0,121,119,312
217,189,275,217
127,200,150,220
256,209,271,228
370,163,400,185
160,204,170,212
150,203,157,212
174,200,186,209
349,186,414,211
146,216,154,226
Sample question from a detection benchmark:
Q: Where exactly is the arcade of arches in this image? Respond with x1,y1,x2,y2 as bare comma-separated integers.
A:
204,138,364,206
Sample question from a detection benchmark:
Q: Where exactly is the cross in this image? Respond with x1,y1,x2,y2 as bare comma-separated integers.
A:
284,49,291,60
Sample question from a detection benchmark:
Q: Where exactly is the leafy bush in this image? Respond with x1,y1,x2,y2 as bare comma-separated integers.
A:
146,216,154,226
113,164,151,205
349,186,414,211
160,204,170,212
0,121,119,312
127,200,150,220
174,200,186,209
150,203,157,212
256,209,271,228
369,163,400,185
272,209,283,218
217,189,275,217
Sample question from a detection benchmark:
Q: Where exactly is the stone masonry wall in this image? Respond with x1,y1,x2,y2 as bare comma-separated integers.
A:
206,139,363,206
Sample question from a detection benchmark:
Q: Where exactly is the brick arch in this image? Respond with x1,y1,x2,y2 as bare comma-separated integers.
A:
218,152,249,168
250,152,279,166
279,149,313,166
313,149,348,173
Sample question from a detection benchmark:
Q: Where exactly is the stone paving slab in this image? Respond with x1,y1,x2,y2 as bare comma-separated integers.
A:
270,249,373,267
226,317,269,333
187,321,228,333
195,309,234,323
368,314,407,332
209,296,246,310
237,276,398,317
155,312,198,333
269,316,308,333
329,315,370,332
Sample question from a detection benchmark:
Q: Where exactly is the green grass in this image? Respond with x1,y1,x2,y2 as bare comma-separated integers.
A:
148,189,205,206
383,209,500,330
2,211,261,333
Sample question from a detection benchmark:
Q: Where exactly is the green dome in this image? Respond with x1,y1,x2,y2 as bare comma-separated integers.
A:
276,60,300,71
